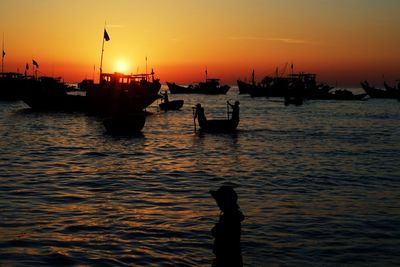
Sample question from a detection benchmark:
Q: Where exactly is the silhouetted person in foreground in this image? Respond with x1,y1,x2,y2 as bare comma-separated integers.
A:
227,101,240,122
210,186,245,267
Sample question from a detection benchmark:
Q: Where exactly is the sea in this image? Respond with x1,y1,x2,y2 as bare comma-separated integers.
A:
1,86,400,266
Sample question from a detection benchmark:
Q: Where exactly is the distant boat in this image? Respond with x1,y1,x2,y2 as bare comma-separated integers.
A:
193,102,239,133
237,72,333,102
167,79,230,95
0,72,24,101
236,80,256,95
329,89,367,101
103,112,146,134
360,81,399,99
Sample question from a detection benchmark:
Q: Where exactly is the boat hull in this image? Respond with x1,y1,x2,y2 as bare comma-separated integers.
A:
167,82,230,95
103,113,146,134
361,81,399,99
198,119,239,133
159,100,184,111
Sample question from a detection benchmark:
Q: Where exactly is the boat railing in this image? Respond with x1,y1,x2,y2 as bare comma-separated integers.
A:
100,72,152,85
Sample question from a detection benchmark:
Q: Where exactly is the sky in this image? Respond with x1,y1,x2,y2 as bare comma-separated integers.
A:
1,0,399,86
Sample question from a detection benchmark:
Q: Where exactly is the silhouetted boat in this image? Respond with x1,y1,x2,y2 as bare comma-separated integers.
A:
18,76,87,111
240,72,332,99
167,78,230,95
237,77,282,97
329,89,367,100
237,70,257,95
103,112,146,134
236,80,256,95
158,90,184,111
85,72,161,115
384,81,400,100
193,103,239,133
77,79,94,92
360,81,399,99
0,72,24,101
159,100,184,111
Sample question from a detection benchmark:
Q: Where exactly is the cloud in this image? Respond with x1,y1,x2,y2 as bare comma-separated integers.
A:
229,36,314,45
266,38,309,44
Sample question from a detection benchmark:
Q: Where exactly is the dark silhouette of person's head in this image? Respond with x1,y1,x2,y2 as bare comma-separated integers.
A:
210,185,244,267
210,185,239,212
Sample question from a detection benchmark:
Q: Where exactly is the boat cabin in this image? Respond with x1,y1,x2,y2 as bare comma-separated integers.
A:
0,72,23,79
100,72,153,85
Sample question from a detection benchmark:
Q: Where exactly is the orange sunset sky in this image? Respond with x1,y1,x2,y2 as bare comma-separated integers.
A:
1,0,399,86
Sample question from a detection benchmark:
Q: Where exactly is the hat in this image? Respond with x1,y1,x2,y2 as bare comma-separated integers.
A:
210,186,238,205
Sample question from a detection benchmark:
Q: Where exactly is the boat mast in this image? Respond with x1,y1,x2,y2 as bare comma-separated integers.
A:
2,33,4,73
205,66,208,82
100,22,106,82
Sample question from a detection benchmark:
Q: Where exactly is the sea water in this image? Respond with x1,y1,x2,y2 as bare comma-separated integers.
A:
1,87,400,266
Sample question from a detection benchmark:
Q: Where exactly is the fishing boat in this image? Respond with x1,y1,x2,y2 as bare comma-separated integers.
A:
103,112,146,134
18,76,87,111
84,26,161,115
167,79,230,95
193,102,239,133
158,90,184,111
0,72,24,101
384,81,400,99
328,89,367,100
85,72,161,115
360,81,399,99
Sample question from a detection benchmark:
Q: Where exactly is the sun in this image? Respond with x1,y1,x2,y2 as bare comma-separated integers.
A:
115,59,129,73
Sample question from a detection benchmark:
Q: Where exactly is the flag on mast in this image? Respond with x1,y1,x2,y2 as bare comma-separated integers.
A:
104,29,110,41
32,60,39,68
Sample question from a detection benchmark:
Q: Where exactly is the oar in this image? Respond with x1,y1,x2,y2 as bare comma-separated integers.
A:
192,107,197,132
226,100,233,120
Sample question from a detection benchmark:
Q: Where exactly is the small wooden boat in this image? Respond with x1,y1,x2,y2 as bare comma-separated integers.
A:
159,99,184,111
103,113,146,135
193,102,239,133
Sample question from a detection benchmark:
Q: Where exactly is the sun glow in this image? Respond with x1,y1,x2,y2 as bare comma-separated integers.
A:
115,60,129,73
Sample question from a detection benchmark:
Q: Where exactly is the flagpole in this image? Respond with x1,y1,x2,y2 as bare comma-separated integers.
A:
2,32,4,73
99,22,106,82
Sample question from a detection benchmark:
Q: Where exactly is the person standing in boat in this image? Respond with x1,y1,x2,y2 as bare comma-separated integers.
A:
210,186,245,267
194,103,207,124
227,101,240,122
162,90,169,103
